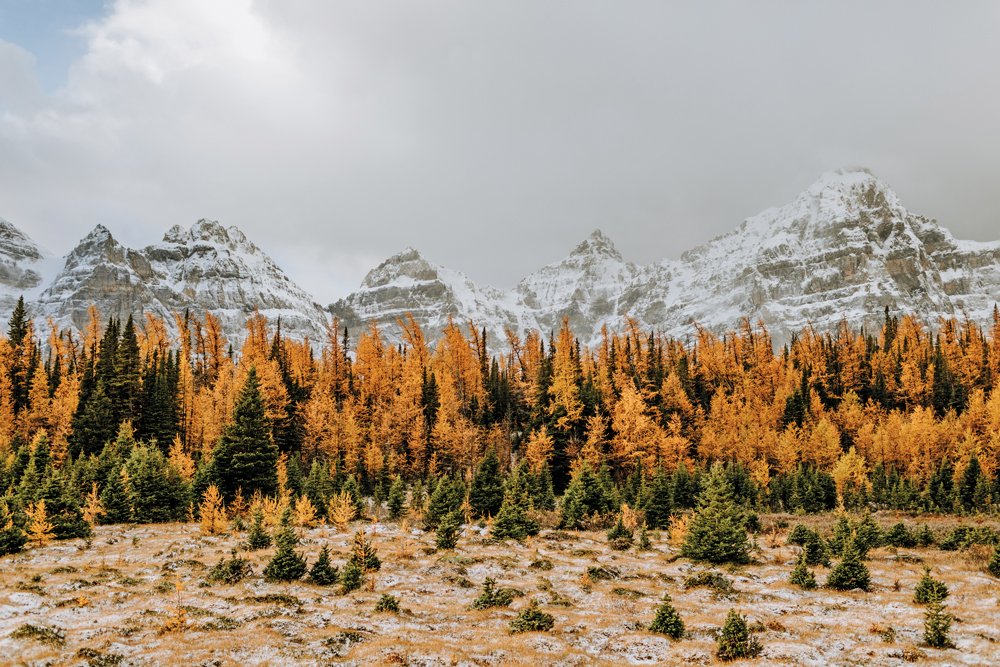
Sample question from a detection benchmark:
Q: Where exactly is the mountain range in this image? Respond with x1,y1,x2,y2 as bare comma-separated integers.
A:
3,168,999,347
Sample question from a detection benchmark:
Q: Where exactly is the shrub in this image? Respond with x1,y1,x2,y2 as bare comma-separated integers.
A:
681,463,750,565
509,600,554,633
374,593,400,613
472,577,514,610
789,554,817,590
885,522,916,548
915,525,935,547
607,516,634,551
989,548,1000,578
716,609,762,661
10,623,65,647
827,539,870,591
206,555,253,585
923,599,954,649
683,571,735,597
308,546,339,586
263,516,307,582
913,567,948,604
649,594,684,639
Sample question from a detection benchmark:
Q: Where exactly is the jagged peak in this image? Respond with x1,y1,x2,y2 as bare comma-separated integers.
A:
160,219,255,251
802,167,900,208
0,217,47,259
568,228,623,261
80,224,116,245
362,247,439,289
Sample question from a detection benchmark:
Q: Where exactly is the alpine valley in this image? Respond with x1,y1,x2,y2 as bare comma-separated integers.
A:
3,168,999,346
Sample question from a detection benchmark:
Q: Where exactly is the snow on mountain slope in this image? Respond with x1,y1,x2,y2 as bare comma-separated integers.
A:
16,220,329,345
515,229,637,340
5,168,999,349
0,217,60,315
328,247,530,346
331,168,1000,347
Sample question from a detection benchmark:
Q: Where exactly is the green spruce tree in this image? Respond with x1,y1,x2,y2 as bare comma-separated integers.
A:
492,467,539,541
435,508,462,550
649,593,685,639
826,538,870,591
210,369,279,501
308,545,339,585
681,463,750,564
716,609,762,661
469,450,504,518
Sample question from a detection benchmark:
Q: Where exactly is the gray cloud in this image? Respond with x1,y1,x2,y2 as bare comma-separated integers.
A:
1,0,998,304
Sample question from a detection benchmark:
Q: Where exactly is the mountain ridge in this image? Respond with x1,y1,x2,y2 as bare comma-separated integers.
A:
3,168,999,346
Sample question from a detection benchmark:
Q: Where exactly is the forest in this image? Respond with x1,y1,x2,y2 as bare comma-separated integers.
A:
1,295,1000,549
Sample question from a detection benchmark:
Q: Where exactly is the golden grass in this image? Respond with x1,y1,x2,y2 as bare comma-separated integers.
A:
0,513,997,665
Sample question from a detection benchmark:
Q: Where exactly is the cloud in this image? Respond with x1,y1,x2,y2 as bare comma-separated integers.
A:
1,1,999,305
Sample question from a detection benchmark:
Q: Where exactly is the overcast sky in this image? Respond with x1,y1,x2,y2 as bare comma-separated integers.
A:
1,1,999,305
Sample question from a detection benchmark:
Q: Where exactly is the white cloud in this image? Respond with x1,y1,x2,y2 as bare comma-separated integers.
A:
1,1,999,306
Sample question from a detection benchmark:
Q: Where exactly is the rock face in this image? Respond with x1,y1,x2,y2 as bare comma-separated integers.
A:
330,168,1000,346
0,217,54,315
3,169,999,348
8,220,329,344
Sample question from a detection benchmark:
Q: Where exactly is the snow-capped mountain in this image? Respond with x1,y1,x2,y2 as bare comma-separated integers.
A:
329,247,531,346
0,217,59,316
4,168,999,349
5,219,329,344
330,168,1000,346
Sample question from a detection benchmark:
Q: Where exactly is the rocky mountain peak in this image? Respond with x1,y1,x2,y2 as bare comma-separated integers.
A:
361,247,439,288
569,229,623,261
0,217,46,261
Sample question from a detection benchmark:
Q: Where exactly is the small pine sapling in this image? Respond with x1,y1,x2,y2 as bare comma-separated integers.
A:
472,577,515,610
607,515,634,551
716,609,763,661
648,593,685,639
638,523,652,550
923,599,954,649
826,538,870,591
339,560,363,593
789,553,817,590
244,508,272,551
435,508,462,550
913,567,949,604
308,545,339,586
987,547,1000,578
348,530,381,571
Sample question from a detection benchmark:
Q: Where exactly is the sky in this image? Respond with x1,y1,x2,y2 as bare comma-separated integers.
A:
1,1,999,305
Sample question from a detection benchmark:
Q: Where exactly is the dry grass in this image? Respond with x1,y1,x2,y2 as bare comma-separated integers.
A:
0,513,997,665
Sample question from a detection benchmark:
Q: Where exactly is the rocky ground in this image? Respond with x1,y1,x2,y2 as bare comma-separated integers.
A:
1,513,998,666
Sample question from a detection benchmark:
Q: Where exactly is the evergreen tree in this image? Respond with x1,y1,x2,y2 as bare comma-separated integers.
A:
347,530,381,571
70,381,116,458
0,500,26,556
913,567,949,604
642,466,673,529
681,463,750,564
425,475,465,529
958,455,982,512
210,369,279,501
801,532,830,567
340,474,365,518
923,599,954,649
125,444,187,523
100,466,132,524
789,553,817,589
559,462,612,529
338,560,363,593
716,609,762,661
244,508,272,550
386,476,407,519
826,539,870,591
38,471,91,540
492,467,540,540
308,545,339,585
435,508,462,550
472,577,514,609
606,515,634,550
648,593,685,639
469,450,504,518
264,512,307,582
